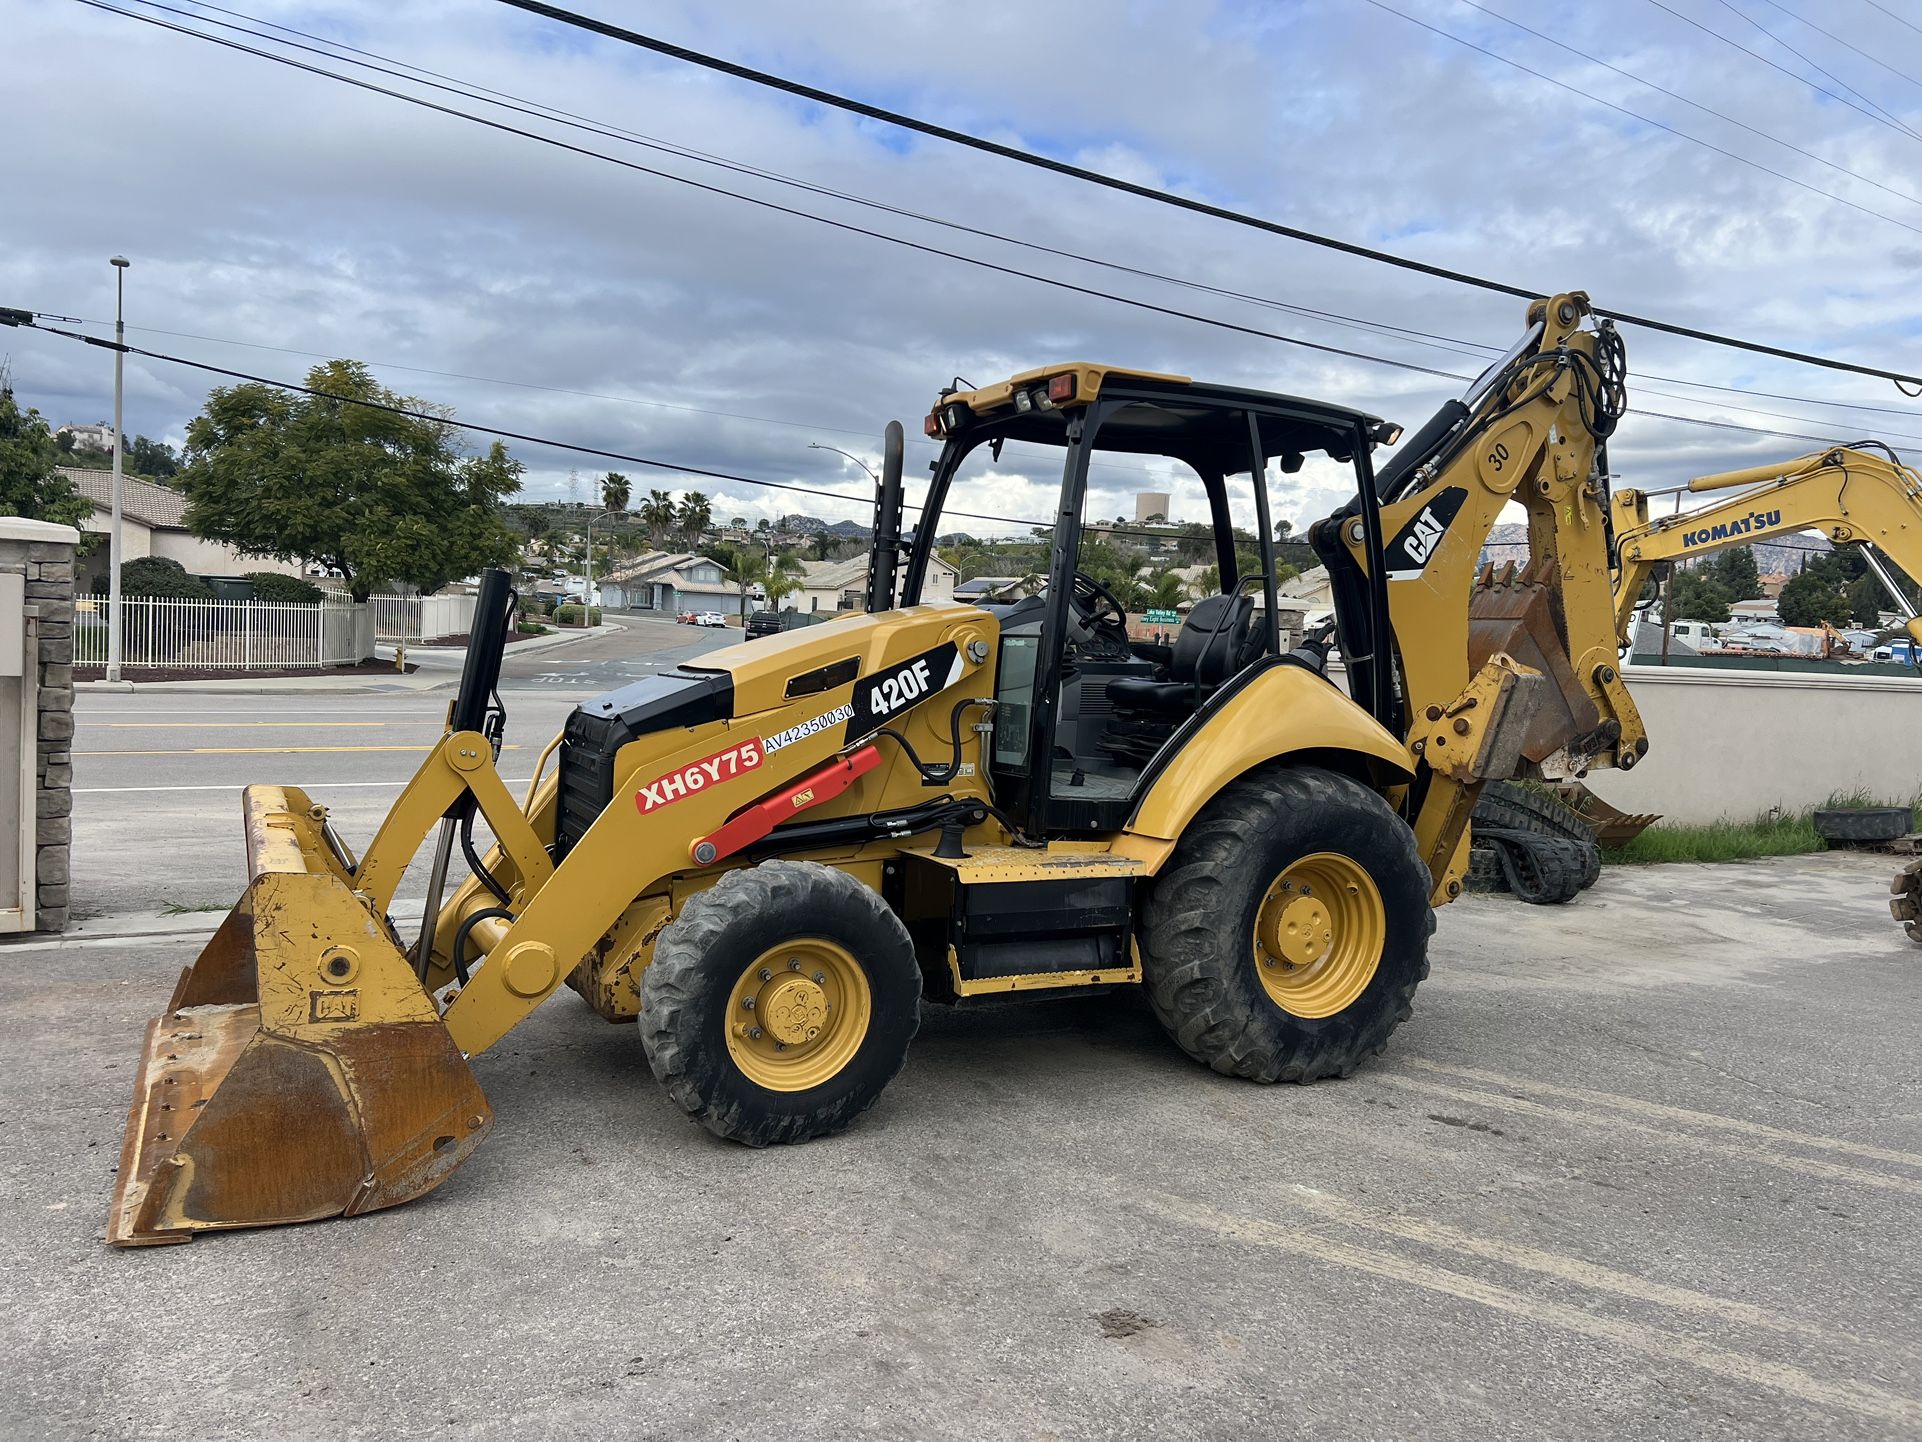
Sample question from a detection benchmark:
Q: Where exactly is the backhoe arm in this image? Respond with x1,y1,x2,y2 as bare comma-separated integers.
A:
1324,291,1647,897
1613,445,1922,649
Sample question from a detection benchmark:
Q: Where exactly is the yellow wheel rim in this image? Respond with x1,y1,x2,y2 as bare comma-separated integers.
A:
723,939,872,1092
1251,852,1386,1019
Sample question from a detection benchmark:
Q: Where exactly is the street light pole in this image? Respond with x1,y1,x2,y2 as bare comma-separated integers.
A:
583,508,620,624
806,442,880,485
106,256,130,683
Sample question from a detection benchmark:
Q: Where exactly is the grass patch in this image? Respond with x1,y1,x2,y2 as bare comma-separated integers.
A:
1604,795,1921,865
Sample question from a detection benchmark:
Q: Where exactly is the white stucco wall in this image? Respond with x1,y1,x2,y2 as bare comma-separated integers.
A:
148,531,303,577
1586,666,1922,824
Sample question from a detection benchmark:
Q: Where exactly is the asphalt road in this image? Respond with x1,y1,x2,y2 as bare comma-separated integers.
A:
7,618,1921,1438
68,614,736,919
2,853,1917,1439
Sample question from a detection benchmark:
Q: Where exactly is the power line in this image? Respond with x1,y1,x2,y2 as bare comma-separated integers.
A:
1863,0,1922,40
1751,0,1922,101
487,0,1922,390
95,0,1922,427
1643,0,1922,142
53,5,1922,451
1710,0,1922,140
74,0,1479,390
4,313,1231,542
1451,0,1922,208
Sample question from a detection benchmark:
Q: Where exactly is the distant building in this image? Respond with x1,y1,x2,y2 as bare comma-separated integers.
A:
597,550,738,613
787,554,959,614
1758,571,1790,598
952,574,1034,606
60,466,304,587
1135,491,1171,524
58,422,116,453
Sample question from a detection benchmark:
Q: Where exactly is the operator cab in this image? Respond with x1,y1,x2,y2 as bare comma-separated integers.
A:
896,363,1400,839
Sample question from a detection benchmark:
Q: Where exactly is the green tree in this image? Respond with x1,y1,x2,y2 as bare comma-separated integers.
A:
1143,572,1188,610
125,435,179,481
0,377,90,531
175,359,523,601
1777,568,1850,628
1707,545,1762,601
1664,569,1731,624
676,491,712,547
1847,573,1887,627
601,471,630,514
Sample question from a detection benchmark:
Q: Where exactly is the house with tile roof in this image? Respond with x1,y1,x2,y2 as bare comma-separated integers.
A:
597,550,741,614
785,553,959,614
60,467,306,586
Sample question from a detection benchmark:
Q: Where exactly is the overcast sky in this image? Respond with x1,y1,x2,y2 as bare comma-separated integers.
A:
5,0,1922,540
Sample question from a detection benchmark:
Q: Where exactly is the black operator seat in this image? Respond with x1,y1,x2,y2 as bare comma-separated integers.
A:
1106,593,1260,716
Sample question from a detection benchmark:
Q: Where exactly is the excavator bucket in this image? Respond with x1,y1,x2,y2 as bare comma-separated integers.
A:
1467,559,1616,775
107,785,491,1246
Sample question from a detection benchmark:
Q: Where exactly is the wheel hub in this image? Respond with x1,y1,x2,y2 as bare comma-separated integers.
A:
760,976,827,1045
1251,853,1387,1019
1262,895,1332,967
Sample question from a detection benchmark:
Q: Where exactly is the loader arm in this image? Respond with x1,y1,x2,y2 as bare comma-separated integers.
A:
1612,445,1922,650
1322,291,1648,896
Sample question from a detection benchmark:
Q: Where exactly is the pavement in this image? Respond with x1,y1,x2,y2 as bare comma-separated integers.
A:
4,617,1921,1439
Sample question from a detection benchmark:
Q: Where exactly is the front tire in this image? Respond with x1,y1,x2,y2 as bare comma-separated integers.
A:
641,861,921,1145
1140,764,1433,1082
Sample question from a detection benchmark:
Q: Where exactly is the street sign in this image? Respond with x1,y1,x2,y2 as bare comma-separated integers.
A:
1144,608,1180,624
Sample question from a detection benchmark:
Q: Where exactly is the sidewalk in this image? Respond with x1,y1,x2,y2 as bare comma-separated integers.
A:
76,621,622,694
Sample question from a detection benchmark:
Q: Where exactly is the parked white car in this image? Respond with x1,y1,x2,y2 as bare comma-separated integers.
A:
696,612,728,628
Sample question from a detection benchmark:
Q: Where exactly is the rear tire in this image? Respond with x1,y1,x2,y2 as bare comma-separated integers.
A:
641,861,921,1145
1140,764,1434,1083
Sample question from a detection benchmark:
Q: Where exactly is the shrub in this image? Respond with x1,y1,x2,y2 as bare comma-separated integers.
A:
120,556,213,599
555,604,602,626
246,571,325,603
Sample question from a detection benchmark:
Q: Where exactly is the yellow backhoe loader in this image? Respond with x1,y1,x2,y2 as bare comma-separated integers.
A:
109,292,1648,1245
1608,443,1922,942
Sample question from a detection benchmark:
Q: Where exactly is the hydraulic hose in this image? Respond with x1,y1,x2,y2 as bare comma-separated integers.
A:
448,906,515,987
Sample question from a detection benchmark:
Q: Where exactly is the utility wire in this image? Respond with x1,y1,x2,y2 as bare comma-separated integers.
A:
73,0,1476,389
3,313,1239,542
1751,0,1922,101
137,0,1499,367
99,0,1922,424
1710,0,1922,140
1452,0,1922,208
1863,0,1922,40
1369,0,1922,236
1644,0,1922,142
488,0,1922,390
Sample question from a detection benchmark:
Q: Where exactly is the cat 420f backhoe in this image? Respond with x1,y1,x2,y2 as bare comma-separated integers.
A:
108,292,1647,1245
1608,443,1922,942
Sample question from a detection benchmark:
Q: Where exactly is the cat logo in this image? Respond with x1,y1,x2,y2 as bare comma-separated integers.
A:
1384,486,1468,581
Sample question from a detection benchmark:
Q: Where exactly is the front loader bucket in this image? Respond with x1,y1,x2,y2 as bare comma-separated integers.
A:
108,786,491,1246
1467,559,1614,774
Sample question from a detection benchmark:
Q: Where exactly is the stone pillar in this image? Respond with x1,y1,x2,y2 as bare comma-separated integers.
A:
0,519,79,932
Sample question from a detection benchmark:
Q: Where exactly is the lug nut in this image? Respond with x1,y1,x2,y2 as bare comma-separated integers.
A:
742,996,755,1010
748,1027,763,1041
789,958,801,971
759,968,773,982
813,971,826,984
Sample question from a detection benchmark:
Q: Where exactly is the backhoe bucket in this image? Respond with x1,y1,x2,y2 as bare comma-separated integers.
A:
1467,559,1614,775
107,786,491,1246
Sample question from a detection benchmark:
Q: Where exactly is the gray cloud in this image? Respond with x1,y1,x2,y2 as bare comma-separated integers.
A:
4,0,1919,542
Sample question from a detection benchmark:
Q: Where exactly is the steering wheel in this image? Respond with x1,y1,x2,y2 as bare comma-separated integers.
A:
1068,570,1132,657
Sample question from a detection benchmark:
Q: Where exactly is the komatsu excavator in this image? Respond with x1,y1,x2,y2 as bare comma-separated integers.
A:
109,292,1648,1245
1608,443,1922,943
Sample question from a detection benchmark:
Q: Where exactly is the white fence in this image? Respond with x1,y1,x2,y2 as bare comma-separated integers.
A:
333,591,477,643
76,597,366,670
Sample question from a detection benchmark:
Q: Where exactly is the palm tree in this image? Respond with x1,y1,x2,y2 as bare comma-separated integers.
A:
716,543,766,622
601,471,631,515
764,552,805,611
1144,572,1188,611
676,492,712,548
641,489,677,548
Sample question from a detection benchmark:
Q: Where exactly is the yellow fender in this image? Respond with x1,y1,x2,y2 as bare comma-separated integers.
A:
1124,664,1413,861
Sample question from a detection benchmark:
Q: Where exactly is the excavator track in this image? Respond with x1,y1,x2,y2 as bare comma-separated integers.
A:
1894,860,1922,944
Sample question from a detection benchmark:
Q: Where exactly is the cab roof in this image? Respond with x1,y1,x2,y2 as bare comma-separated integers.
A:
933,362,1393,476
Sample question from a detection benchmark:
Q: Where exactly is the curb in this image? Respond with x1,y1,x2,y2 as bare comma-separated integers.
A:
1,898,429,953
